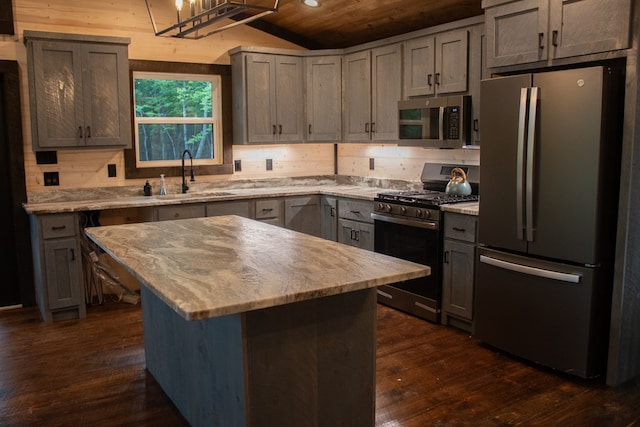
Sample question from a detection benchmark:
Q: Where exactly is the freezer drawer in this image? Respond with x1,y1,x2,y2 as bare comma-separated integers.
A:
474,247,612,379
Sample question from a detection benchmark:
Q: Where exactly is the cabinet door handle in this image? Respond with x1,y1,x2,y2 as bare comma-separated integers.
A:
272,125,277,135
86,126,91,138
427,74,432,86
473,119,479,132
350,210,361,215
262,208,273,212
452,227,466,232
78,126,83,138
70,248,75,261
279,124,282,135
371,122,376,133
444,250,449,264
365,123,369,133
330,207,336,217
51,225,67,231
435,73,440,85
539,32,545,49
552,30,558,47
308,124,312,134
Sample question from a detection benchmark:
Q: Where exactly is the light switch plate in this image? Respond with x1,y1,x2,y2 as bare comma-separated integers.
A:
234,159,242,172
369,158,375,170
266,159,273,171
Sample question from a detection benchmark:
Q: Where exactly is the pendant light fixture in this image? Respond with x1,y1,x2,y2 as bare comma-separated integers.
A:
145,0,280,39
302,0,320,6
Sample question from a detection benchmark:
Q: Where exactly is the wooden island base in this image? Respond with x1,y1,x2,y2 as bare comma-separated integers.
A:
142,286,376,427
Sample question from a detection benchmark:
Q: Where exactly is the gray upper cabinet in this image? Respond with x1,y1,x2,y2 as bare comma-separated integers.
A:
404,30,469,97
483,0,631,68
25,31,131,150
232,52,304,144
343,44,402,142
304,55,342,142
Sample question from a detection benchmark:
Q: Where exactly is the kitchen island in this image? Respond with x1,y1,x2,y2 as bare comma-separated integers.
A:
85,215,430,427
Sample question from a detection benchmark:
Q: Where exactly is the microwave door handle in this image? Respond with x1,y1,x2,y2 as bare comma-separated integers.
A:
526,87,539,243
516,88,528,241
438,106,445,140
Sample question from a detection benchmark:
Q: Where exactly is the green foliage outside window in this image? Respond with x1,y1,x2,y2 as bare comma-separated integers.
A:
133,74,222,166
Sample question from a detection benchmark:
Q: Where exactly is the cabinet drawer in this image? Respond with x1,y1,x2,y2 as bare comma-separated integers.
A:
157,204,205,221
338,199,373,223
444,213,477,243
255,199,282,220
41,214,77,239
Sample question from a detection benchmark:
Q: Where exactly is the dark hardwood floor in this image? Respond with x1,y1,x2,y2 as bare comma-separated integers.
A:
1,301,639,426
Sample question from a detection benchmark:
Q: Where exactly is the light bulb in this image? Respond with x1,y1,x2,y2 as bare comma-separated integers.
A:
303,0,320,6
175,0,183,10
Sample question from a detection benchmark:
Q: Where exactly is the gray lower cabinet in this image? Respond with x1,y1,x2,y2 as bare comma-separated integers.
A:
255,198,284,227
30,213,85,323
321,196,338,241
284,195,321,237
441,212,477,331
337,198,374,251
157,204,206,221
205,200,251,218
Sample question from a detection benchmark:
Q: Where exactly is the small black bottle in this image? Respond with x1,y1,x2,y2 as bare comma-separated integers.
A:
143,180,152,196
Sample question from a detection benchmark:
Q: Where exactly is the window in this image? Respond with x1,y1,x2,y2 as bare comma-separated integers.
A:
125,61,233,179
133,72,222,168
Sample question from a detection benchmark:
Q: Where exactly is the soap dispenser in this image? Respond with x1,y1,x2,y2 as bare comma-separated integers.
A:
159,174,167,195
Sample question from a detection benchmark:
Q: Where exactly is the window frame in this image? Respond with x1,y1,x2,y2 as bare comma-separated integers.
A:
125,60,233,179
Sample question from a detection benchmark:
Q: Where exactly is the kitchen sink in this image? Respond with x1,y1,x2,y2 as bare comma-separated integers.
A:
150,191,235,200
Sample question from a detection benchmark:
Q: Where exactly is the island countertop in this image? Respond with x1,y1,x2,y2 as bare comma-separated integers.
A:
85,215,430,320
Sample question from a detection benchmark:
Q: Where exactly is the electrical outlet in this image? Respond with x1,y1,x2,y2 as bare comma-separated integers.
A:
266,159,273,171
108,164,117,177
369,158,375,170
43,171,59,186
234,159,242,172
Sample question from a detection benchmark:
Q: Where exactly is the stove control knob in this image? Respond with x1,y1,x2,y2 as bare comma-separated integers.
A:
423,210,431,219
385,204,392,212
377,203,385,211
400,207,407,214
416,209,422,218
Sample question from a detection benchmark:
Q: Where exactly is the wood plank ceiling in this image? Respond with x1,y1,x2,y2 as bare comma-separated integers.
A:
246,0,484,49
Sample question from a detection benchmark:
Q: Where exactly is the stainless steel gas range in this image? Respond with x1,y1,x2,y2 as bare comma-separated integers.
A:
372,163,479,322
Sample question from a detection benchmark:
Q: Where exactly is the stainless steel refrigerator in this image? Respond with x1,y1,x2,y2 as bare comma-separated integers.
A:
475,65,624,379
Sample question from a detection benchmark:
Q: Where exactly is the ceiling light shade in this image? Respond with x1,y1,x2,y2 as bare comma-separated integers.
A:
302,0,320,6
145,0,280,39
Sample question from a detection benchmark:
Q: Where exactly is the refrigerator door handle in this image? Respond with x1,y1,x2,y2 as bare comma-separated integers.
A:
480,255,581,284
516,88,529,240
526,87,539,242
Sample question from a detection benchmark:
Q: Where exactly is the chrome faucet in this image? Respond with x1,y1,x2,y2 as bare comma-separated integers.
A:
181,149,195,193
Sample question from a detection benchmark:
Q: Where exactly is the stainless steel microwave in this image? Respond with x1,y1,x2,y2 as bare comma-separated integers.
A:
398,95,471,148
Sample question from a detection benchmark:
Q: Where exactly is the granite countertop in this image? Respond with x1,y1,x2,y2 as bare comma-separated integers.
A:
441,201,479,216
85,215,430,320
23,176,419,215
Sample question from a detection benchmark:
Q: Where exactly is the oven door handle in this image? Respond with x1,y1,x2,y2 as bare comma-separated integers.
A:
371,213,439,230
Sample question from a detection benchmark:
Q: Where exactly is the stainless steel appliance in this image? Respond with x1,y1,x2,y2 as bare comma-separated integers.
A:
398,95,471,148
373,163,479,322
476,64,625,379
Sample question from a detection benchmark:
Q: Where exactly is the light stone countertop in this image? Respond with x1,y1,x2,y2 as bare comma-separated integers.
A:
23,177,410,215
441,201,479,216
85,215,430,320
23,185,384,214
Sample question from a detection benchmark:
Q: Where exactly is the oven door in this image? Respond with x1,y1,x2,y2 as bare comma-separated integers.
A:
373,214,442,321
